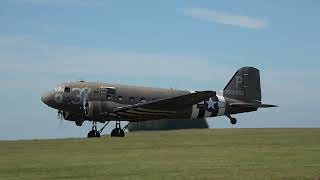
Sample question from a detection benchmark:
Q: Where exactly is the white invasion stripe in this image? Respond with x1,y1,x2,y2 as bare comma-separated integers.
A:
216,90,223,96
191,104,199,119
189,90,199,119
217,95,226,116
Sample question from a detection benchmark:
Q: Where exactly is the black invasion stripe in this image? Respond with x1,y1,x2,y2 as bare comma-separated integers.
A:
117,112,141,117
210,109,219,117
126,110,171,116
132,109,174,116
197,109,205,118
136,108,175,114
117,110,171,118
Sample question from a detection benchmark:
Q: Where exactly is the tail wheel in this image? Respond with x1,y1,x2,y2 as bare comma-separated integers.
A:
230,118,237,125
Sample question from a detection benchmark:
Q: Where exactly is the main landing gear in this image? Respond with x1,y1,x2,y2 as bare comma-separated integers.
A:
226,114,237,125
110,121,126,137
87,121,101,138
87,121,110,138
87,120,129,138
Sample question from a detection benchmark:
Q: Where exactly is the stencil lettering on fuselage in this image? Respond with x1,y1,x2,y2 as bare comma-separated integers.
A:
54,88,91,104
81,88,91,103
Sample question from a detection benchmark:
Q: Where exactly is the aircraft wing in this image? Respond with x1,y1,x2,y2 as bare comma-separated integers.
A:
109,91,215,120
229,102,277,108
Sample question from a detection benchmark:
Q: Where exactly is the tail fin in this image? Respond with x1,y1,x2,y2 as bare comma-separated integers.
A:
223,67,261,102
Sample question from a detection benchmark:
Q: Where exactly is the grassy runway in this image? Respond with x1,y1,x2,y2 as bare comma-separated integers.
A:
0,128,319,180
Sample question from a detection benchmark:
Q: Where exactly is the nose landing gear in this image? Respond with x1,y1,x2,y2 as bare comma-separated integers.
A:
226,114,237,125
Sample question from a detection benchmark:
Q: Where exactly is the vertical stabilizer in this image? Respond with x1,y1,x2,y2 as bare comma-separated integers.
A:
223,67,261,102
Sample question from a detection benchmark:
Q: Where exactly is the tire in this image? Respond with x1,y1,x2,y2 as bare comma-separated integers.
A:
119,129,125,137
231,118,237,125
87,130,95,138
111,128,117,137
95,131,101,138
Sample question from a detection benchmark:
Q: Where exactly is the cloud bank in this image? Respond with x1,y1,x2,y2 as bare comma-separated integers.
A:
183,8,268,29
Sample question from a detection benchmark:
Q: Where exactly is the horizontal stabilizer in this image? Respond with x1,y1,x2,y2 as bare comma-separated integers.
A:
230,103,277,108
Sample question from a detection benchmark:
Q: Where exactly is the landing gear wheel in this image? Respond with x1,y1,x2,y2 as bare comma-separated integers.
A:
110,121,125,137
119,129,125,137
87,130,100,138
111,127,125,137
87,121,101,138
230,118,237,125
110,128,117,137
226,115,237,125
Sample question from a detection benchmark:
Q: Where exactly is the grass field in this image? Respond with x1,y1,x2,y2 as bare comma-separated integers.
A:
0,128,319,180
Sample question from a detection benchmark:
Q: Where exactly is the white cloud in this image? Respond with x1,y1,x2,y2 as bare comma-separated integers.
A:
183,8,268,29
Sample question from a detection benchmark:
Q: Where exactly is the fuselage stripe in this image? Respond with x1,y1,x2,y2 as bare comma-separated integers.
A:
189,90,200,119
217,95,226,116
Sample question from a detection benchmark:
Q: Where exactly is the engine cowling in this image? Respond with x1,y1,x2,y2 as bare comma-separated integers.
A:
63,111,81,121
85,101,118,120
62,111,84,126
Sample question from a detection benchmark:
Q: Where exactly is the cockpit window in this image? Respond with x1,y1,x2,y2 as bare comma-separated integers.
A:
100,87,116,94
64,87,71,93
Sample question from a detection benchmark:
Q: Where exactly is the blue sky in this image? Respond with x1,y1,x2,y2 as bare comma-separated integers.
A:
0,0,319,140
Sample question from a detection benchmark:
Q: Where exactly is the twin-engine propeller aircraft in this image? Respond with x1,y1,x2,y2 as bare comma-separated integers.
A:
41,67,276,138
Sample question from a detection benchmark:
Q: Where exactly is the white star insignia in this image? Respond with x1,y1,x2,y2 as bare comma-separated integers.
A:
204,98,218,112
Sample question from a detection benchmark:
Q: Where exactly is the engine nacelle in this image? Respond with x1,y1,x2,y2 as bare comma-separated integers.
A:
62,111,81,121
85,101,119,120
62,111,84,126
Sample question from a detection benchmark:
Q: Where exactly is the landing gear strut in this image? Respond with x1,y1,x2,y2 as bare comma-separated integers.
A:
226,114,237,125
110,121,127,137
87,121,101,138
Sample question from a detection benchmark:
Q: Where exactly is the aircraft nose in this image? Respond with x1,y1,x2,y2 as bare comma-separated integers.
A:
41,91,55,107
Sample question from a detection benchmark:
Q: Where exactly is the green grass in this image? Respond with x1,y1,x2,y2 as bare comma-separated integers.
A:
0,129,319,180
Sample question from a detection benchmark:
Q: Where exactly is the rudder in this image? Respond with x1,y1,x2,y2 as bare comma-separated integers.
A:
223,67,261,102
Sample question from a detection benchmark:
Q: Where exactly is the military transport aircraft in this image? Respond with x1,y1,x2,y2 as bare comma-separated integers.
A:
41,67,276,138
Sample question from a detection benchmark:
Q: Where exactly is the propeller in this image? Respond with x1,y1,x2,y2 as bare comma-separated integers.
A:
82,88,90,117
57,110,64,127
57,110,63,120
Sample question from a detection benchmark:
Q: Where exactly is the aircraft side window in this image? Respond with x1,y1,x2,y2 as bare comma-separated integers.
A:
100,88,107,93
140,97,146,103
100,87,116,94
64,87,71,93
106,95,112,100
107,88,116,94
